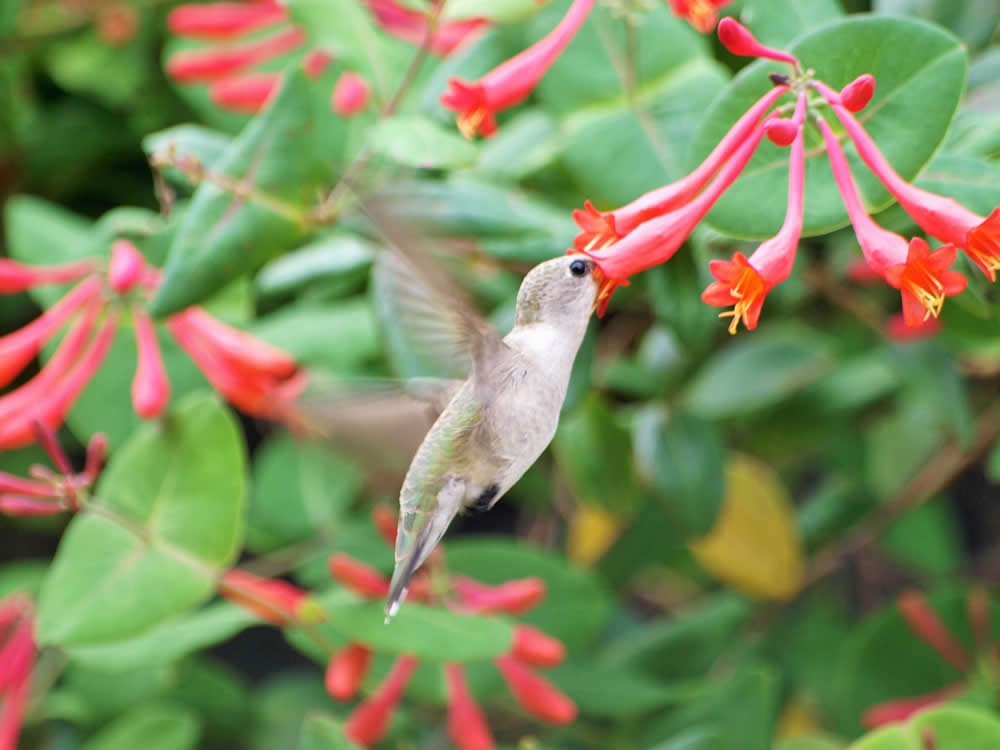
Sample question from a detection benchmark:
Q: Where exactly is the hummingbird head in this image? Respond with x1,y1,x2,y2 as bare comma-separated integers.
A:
514,255,600,328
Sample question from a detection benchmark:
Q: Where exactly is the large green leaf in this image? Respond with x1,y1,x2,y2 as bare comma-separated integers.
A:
851,706,1000,750
690,16,967,238
740,0,844,47
298,714,361,750
873,0,1000,52
369,115,479,169
37,394,246,647
150,69,341,315
80,704,199,750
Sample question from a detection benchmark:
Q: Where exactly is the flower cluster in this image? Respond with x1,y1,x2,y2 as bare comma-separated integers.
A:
0,593,35,750
0,241,303,450
0,423,105,517
326,507,575,749
166,0,486,114
571,19,998,332
862,589,995,729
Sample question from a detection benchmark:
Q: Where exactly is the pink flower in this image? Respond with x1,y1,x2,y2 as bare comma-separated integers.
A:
209,72,283,113
818,116,967,325
166,27,306,82
343,656,419,745
440,0,595,138
572,84,788,252
814,84,1000,282
495,655,577,724
445,664,494,750
717,18,798,66
366,0,487,56
0,594,35,750
167,1,287,39
325,644,373,701
217,569,325,626
702,95,806,333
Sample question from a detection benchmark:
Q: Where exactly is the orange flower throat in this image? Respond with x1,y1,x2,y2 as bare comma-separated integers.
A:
719,264,766,334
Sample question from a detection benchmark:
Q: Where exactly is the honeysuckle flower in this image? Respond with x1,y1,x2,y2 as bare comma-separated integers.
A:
0,594,35,750
165,27,307,82
0,423,106,517
815,89,1000,281
441,0,596,138
572,84,788,252
218,569,325,626
885,313,941,341
332,71,371,116
209,72,283,112
818,117,967,325
838,74,875,113
702,95,806,333
667,0,733,33
862,589,993,729
366,0,488,56
717,17,798,66
585,118,772,314
167,1,288,39
0,241,303,446
325,509,572,748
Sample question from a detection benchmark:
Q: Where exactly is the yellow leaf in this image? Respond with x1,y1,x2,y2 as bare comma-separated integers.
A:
567,505,622,567
688,453,803,600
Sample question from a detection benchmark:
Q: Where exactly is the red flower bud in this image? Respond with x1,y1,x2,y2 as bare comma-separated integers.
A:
898,590,971,672
455,576,547,615
210,72,282,112
108,240,146,293
495,655,576,724
445,664,495,750
840,74,875,113
717,17,798,65
131,309,171,419
510,624,566,668
167,1,287,40
328,554,391,598
0,258,95,294
218,569,325,626
765,118,799,147
332,72,371,116
325,643,372,701
344,656,419,746
171,308,297,379
303,50,334,78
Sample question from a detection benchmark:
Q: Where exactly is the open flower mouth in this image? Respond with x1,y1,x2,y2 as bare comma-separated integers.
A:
590,264,620,316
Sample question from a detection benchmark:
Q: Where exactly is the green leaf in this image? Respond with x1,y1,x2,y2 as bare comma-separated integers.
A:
0,562,47,599
912,153,1000,217
873,0,1000,52
65,603,259,671
987,436,1000,483
881,502,963,577
632,407,725,538
776,738,845,750
298,713,361,750
143,125,234,186
246,434,363,553
150,70,339,315
547,661,685,718
690,16,967,238
37,394,246,647
850,705,1000,750
255,234,375,301
445,0,544,22
311,593,513,663
80,704,199,750
684,324,834,419
740,0,844,47
553,395,642,515
370,115,479,169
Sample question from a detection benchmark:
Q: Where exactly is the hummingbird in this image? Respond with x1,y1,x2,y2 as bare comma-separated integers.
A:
368,219,602,620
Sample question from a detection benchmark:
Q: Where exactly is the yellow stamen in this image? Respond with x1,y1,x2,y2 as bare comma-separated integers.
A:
904,267,946,320
457,108,486,139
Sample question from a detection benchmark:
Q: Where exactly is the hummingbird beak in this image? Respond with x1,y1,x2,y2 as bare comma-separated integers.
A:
590,264,619,317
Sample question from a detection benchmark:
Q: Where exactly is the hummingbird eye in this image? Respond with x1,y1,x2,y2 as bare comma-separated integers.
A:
569,259,590,278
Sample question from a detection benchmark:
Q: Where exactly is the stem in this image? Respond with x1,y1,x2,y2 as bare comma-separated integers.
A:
312,1,447,224
803,397,1000,586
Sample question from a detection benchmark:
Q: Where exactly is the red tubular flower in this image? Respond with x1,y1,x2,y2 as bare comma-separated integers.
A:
0,496,64,516
0,276,102,389
495,655,576,724
332,72,371,116
171,308,297,379
167,1,287,39
511,624,566,668
452,576,547,615
344,655,419,746
587,120,771,313
445,664,495,750
717,17,798,65
210,72,282,112
703,97,806,333
573,84,788,252
885,314,940,341
328,554,391,598
326,643,373,701
0,258,95,294
862,684,962,729
440,0,596,138
815,89,1000,281
667,0,733,33
166,27,306,82
108,240,147,293
0,595,35,750
218,569,324,625
131,309,171,419
818,117,967,324
897,590,971,672
839,74,875,113
304,49,334,78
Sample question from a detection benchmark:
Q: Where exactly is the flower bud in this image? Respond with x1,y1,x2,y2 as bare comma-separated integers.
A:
717,17,798,66
765,119,799,147
218,569,324,626
332,72,371,116
445,664,495,750
131,309,171,419
210,73,282,113
840,74,875,113
495,655,576,724
510,624,566,667
344,656,418,745
328,554,391,598
167,1,287,40
325,643,372,701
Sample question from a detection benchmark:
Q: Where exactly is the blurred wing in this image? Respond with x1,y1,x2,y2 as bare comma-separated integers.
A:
363,200,509,383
